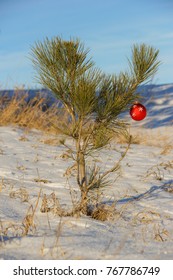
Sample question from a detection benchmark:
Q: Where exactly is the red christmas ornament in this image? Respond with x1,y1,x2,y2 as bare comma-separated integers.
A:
130,102,147,121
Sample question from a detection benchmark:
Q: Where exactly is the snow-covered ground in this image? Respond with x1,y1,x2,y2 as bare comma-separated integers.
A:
0,84,173,260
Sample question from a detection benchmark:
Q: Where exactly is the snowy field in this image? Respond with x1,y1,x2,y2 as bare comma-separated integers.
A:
0,84,173,260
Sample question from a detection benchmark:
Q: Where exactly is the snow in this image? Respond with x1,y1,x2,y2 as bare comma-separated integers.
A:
0,84,173,260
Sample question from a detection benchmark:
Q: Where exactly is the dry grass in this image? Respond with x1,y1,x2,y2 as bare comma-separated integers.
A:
91,203,119,221
0,179,3,193
0,178,7,193
114,131,142,145
114,126,173,151
40,192,60,213
0,90,67,134
130,208,171,243
153,224,169,242
20,188,41,236
132,210,161,225
34,178,51,184
164,182,173,193
40,137,61,146
39,188,121,222
39,216,68,259
143,160,173,181
0,188,41,243
9,187,29,202
160,144,173,155
40,191,83,218
141,131,172,149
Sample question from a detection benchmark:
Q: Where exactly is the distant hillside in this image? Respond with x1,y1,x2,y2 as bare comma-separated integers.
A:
0,88,57,108
131,84,173,128
1,83,173,128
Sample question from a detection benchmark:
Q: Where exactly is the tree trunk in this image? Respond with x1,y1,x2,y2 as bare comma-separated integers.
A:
76,150,88,214
78,151,86,189
75,118,88,214
79,189,88,214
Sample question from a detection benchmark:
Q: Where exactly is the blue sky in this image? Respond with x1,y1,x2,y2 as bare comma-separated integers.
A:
0,0,173,89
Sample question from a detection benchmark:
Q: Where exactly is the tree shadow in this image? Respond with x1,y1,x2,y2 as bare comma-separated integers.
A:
116,180,173,204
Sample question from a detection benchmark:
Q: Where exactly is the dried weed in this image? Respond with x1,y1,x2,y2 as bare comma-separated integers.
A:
91,203,119,221
0,188,41,241
9,187,29,202
132,210,161,225
0,91,67,134
143,161,173,181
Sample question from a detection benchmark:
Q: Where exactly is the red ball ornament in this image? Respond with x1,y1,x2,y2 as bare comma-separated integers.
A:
130,102,147,121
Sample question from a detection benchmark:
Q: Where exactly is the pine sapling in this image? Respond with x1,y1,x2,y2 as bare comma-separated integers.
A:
31,37,160,217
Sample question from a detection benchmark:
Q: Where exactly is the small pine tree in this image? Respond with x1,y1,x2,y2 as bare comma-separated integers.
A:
30,37,160,215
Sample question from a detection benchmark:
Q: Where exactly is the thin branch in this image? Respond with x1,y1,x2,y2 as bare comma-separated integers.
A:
87,135,132,191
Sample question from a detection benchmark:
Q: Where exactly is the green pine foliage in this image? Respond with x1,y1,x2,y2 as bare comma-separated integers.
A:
30,36,160,214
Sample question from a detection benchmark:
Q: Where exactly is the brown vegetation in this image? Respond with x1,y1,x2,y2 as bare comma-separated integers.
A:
0,90,66,134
